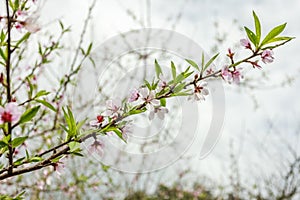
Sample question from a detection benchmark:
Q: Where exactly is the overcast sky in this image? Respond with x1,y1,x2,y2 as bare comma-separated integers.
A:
39,0,300,186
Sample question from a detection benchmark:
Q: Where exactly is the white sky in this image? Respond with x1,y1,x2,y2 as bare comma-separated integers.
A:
38,0,300,191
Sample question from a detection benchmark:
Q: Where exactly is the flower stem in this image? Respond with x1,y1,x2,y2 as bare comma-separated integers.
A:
5,0,13,175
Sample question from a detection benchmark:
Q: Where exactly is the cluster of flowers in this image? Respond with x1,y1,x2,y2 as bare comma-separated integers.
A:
0,0,40,33
221,38,275,84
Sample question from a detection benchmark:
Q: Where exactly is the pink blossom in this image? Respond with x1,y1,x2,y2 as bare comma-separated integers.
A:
128,88,140,102
89,115,104,127
53,161,65,176
240,38,252,49
0,102,21,124
120,124,132,141
16,17,40,33
231,69,243,84
139,87,160,111
16,10,27,18
261,49,274,64
188,81,209,101
221,66,232,81
104,99,122,118
158,74,168,90
149,107,169,120
89,140,105,156
23,17,40,33
221,66,243,84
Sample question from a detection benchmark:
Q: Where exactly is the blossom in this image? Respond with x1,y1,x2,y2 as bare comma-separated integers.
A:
15,17,40,33
16,10,27,18
240,38,252,49
206,68,214,75
249,60,262,69
221,66,232,81
261,49,274,64
221,66,243,84
188,81,209,101
53,161,65,176
231,69,243,84
158,74,168,90
120,124,132,141
227,48,235,59
105,99,122,118
89,140,105,156
0,102,21,124
128,88,140,102
89,115,104,128
139,87,160,111
149,107,169,120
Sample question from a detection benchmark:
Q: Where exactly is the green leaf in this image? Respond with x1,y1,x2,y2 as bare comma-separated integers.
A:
253,11,261,44
19,106,40,125
261,23,287,46
35,90,50,98
204,53,219,72
12,136,27,148
86,43,93,55
104,127,126,143
263,36,294,45
15,32,31,47
14,0,20,10
154,59,163,78
244,26,257,46
173,73,185,84
0,48,6,61
160,98,166,107
173,83,186,93
14,157,25,166
35,99,56,112
62,107,77,140
185,59,200,71
59,20,64,30
0,141,7,148
171,61,176,79
29,156,43,162
171,91,192,97
68,141,81,152
101,164,110,172
144,80,151,90
128,108,146,115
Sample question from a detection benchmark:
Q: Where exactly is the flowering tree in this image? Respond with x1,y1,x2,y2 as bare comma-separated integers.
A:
0,0,294,198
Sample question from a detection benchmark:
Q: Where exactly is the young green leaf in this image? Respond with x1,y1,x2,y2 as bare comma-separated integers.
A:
262,36,294,45
18,106,40,125
261,23,287,46
253,11,261,44
201,52,205,70
15,32,31,47
155,59,163,78
185,59,200,71
171,61,176,79
0,141,7,149
0,48,7,61
204,53,219,72
35,90,50,98
29,156,43,162
244,26,257,47
35,99,56,112
128,108,146,115
160,98,166,107
86,42,93,55
12,136,27,148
